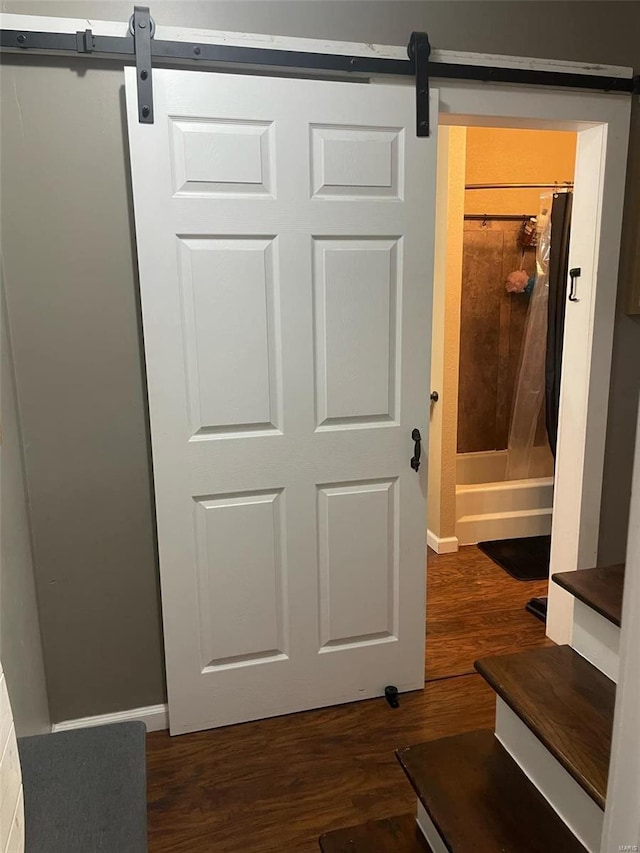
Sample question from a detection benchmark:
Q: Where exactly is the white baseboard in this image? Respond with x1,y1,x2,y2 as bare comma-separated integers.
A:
52,703,168,734
427,530,459,554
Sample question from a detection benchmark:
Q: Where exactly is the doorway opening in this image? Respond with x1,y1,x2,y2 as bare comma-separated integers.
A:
426,125,577,681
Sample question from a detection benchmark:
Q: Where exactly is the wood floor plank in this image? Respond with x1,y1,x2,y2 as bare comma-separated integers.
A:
552,564,624,627
475,644,615,808
146,676,495,853
426,545,552,681
319,813,431,852
398,730,587,853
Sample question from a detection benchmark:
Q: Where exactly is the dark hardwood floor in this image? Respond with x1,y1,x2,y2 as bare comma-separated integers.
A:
320,813,431,852
147,676,495,853
426,544,553,681
146,543,551,851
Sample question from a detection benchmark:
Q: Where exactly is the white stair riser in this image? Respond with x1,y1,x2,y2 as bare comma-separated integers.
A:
495,698,604,853
456,478,554,517
572,600,620,683
416,801,449,853
456,508,552,546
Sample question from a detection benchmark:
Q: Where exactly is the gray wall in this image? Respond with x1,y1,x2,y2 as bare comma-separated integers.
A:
598,96,640,565
1,1,638,720
1,56,165,723
0,273,50,735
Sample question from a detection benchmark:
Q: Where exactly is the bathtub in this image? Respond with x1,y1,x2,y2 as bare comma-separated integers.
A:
455,449,554,546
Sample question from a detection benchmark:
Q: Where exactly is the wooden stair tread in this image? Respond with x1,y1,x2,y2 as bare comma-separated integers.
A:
552,564,624,627
319,814,431,852
397,730,587,853
475,644,615,808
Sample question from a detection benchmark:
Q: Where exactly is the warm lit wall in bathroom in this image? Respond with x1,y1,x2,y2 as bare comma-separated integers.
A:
465,128,577,217
428,127,466,545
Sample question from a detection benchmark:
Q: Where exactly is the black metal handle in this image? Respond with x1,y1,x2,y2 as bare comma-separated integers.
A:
410,428,422,472
430,391,439,402
569,267,581,302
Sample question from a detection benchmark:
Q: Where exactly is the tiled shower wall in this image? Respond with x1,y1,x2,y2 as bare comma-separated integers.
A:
457,219,537,454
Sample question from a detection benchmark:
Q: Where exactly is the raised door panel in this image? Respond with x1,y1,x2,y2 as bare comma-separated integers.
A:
170,118,275,197
313,238,400,428
194,490,288,671
310,125,403,199
178,237,281,438
317,479,398,650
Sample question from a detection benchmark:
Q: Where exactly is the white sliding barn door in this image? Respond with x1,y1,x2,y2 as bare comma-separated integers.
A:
125,68,437,734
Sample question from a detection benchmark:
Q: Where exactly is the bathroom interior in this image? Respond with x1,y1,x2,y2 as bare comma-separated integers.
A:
427,124,578,639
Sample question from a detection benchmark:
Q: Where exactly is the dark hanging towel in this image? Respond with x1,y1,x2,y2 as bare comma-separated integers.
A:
545,191,573,457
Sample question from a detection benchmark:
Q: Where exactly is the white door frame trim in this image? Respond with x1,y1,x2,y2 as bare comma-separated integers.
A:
423,89,630,649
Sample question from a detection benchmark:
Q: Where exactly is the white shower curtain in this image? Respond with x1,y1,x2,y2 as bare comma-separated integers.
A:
505,194,552,480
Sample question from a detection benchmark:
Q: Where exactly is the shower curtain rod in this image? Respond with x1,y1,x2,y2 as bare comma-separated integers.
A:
464,213,537,221
465,182,574,190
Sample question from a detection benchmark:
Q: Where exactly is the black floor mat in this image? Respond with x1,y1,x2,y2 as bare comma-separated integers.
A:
478,535,551,581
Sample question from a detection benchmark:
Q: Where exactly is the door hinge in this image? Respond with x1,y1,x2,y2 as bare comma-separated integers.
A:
407,31,431,137
130,5,155,123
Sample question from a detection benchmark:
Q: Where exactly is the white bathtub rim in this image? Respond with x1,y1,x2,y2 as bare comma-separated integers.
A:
457,475,554,494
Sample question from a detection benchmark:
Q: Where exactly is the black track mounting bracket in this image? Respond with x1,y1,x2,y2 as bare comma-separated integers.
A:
75,29,95,54
130,6,155,123
407,32,431,137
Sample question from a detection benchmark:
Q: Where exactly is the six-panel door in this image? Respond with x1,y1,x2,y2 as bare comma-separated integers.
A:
126,68,437,733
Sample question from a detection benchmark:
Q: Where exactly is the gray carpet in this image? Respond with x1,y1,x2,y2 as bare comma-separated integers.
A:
18,721,147,853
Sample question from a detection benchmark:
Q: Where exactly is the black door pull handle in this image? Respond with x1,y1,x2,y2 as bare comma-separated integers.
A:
411,428,422,472
569,267,581,302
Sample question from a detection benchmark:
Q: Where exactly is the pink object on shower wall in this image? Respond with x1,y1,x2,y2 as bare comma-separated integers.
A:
505,269,530,293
